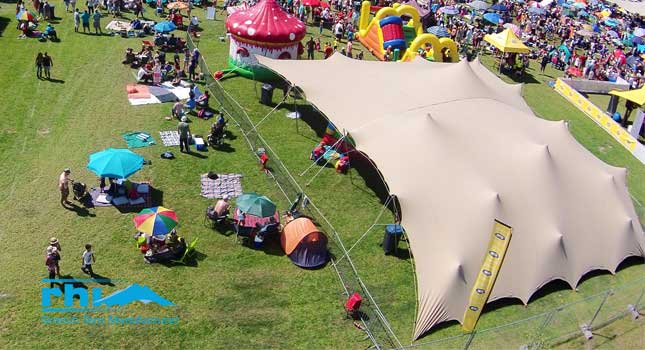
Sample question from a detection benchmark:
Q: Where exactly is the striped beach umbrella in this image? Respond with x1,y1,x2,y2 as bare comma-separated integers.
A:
134,206,178,236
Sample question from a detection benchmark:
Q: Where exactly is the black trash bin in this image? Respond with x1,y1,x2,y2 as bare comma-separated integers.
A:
260,83,274,105
382,224,404,255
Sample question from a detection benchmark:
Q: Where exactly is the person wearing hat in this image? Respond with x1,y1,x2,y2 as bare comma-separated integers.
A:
214,194,231,219
58,168,73,206
46,237,62,284
177,116,191,153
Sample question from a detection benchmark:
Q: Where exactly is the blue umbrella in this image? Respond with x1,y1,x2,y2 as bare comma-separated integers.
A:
427,26,451,38
571,2,586,9
606,30,619,38
604,18,618,28
578,10,589,18
439,6,459,15
483,12,502,25
87,148,144,179
153,21,177,33
528,7,546,15
632,36,644,45
490,3,509,12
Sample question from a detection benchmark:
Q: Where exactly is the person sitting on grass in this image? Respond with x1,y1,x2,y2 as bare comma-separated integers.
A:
171,100,184,119
43,23,58,40
196,90,210,109
137,66,153,83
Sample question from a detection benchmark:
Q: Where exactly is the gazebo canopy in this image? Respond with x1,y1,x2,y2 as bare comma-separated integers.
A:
610,87,645,105
484,28,530,53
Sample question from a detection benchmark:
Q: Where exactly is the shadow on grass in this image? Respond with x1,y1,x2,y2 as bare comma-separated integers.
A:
63,202,96,217
160,250,208,268
87,272,116,287
47,78,65,84
416,320,461,340
0,17,10,37
57,275,88,296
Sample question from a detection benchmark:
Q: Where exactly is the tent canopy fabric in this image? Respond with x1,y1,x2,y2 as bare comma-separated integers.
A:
484,28,530,53
258,53,645,339
609,87,645,105
281,217,320,255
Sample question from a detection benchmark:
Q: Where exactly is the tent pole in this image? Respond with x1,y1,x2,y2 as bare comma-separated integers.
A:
247,85,293,136
336,196,393,264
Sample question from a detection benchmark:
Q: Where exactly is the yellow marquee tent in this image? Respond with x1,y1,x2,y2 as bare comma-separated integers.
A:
484,28,530,53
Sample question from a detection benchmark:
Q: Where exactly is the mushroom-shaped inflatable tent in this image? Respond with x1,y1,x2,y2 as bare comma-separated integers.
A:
280,217,329,268
224,0,307,80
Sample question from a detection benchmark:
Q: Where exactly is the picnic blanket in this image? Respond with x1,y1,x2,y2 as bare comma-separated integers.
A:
106,20,132,32
127,83,191,105
160,131,180,146
123,132,155,148
89,182,153,209
200,173,243,199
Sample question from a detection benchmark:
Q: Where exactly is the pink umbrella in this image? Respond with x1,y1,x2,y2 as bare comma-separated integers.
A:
503,23,521,36
302,0,320,6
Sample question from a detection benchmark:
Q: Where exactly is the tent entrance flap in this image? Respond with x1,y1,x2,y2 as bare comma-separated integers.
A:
462,220,513,332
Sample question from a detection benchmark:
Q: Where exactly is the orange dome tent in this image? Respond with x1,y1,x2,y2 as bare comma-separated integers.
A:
280,217,329,268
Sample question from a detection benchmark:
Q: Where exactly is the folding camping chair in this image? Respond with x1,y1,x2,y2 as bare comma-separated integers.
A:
204,205,227,228
172,238,199,265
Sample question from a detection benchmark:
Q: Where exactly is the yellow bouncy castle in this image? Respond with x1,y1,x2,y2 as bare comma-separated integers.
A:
357,1,459,62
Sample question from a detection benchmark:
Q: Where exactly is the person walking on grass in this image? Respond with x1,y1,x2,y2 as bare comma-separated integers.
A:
81,243,96,276
42,52,52,80
178,116,191,153
81,10,90,33
73,8,80,32
35,52,44,79
92,10,101,34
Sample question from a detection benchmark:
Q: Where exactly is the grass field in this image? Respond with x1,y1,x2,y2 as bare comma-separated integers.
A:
0,2,643,349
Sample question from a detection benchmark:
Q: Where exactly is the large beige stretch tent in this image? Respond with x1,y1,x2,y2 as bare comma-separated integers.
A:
258,54,645,339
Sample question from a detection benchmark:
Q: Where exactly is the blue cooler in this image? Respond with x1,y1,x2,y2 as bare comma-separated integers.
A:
383,224,404,255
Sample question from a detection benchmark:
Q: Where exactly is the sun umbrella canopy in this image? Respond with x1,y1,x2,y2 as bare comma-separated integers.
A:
634,28,645,37
632,36,644,45
490,3,509,11
167,2,188,9
606,30,619,38
576,29,595,37
16,10,36,21
153,21,177,33
483,12,502,24
302,0,320,6
87,148,144,179
578,10,589,17
604,18,619,28
503,23,521,36
134,207,178,236
427,25,450,38
467,1,490,11
236,192,277,218
439,6,459,15
528,7,546,15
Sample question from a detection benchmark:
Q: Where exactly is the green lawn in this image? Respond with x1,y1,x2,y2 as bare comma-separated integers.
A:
0,3,643,350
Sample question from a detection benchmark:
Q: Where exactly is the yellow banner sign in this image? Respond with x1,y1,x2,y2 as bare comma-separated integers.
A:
462,220,512,332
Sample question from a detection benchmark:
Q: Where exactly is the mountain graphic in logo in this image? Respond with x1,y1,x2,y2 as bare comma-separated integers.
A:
94,283,174,307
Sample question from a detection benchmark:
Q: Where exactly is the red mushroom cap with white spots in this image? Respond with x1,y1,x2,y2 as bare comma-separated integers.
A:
226,0,307,44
